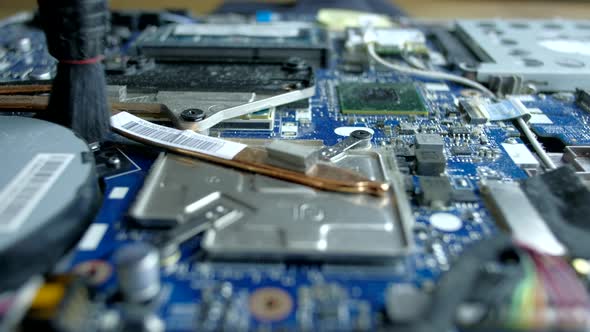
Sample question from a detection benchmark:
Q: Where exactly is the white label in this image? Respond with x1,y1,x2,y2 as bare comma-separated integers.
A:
424,83,450,92
502,143,540,167
111,112,246,160
527,107,544,114
78,223,108,251
108,186,129,200
0,153,74,232
529,114,554,124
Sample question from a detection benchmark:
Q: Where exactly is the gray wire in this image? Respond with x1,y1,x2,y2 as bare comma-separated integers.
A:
366,43,495,98
516,117,557,170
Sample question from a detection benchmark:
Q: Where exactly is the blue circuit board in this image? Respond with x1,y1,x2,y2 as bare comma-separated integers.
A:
526,95,590,145
59,71,533,331
0,23,55,81
2,14,590,332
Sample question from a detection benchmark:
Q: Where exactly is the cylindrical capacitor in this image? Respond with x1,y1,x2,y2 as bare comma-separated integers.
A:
114,242,161,302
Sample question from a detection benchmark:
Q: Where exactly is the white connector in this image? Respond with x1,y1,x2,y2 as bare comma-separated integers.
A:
362,27,378,45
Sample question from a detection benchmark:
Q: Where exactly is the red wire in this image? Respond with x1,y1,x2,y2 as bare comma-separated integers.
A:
59,56,104,65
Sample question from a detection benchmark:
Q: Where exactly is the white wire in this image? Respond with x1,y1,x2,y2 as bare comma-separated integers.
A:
516,117,557,170
366,42,495,98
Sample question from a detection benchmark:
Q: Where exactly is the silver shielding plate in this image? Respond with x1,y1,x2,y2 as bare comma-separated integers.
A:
130,150,414,262
455,19,590,92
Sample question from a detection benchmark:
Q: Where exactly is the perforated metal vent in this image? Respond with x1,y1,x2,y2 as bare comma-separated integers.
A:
455,19,590,92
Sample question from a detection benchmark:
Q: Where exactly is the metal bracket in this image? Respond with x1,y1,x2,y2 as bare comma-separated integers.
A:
317,130,373,161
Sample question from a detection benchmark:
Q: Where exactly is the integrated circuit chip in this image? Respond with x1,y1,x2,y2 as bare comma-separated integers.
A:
451,145,473,156
418,176,452,205
415,134,444,152
337,83,427,115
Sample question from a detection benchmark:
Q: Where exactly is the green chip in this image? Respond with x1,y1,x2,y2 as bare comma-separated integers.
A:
337,82,427,115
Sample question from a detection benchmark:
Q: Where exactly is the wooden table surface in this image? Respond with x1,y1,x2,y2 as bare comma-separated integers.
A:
2,0,590,19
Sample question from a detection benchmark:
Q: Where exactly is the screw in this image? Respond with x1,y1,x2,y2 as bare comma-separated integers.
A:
181,108,206,122
351,130,373,140
107,156,121,168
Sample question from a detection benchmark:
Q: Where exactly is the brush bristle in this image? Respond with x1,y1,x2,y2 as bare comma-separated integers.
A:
38,63,110,143
37,0,110,144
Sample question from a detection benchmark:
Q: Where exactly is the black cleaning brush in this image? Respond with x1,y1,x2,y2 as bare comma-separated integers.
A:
37,0,110,143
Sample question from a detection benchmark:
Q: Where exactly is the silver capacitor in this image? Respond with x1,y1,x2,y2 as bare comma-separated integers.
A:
114,242,161,302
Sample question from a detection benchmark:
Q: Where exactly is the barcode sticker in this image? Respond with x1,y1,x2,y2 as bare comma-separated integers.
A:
111,112,246,160
0,153,74,232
